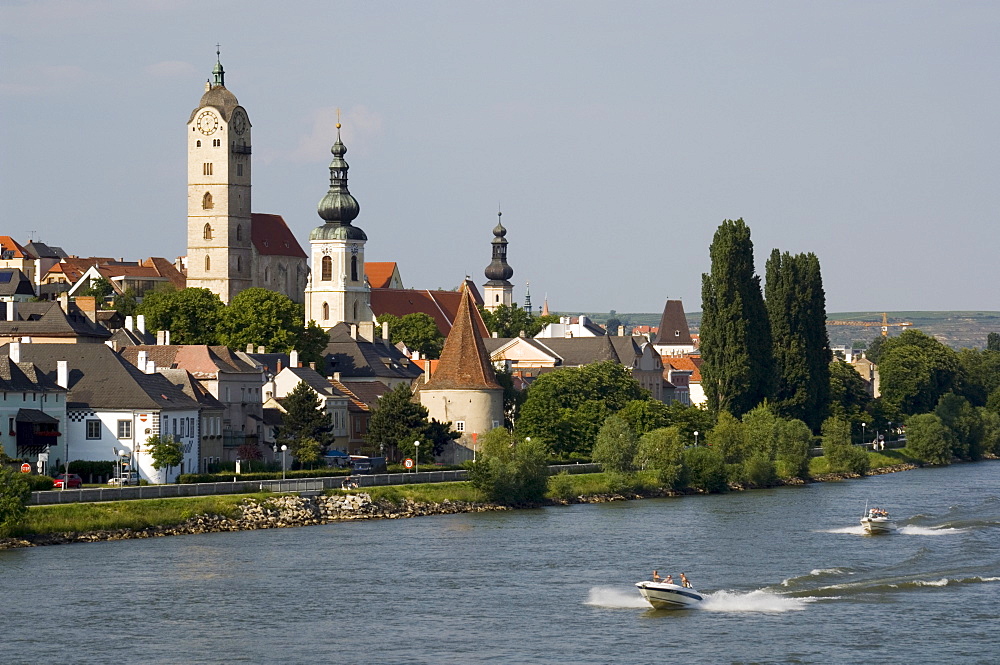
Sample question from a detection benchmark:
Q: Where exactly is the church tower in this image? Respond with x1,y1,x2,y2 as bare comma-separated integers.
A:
304,122,374,329
483,210,514,312
186,51,252,304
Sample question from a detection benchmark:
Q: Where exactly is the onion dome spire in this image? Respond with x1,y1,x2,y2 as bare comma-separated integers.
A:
212,45,225,87
311,117,365,241
484,208,514,283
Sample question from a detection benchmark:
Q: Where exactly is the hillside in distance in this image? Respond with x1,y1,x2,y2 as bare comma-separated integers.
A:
561,311,1000,351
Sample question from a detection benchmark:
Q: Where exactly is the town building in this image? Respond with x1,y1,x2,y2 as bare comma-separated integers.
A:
652,299,696,357
0,346,66,472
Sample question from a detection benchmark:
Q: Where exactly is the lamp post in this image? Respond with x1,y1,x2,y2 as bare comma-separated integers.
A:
280,444,287,480
861,422,866,447
693,431,699,447
414,441,420,474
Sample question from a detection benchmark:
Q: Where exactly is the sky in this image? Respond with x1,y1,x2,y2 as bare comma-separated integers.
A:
1,1,997,315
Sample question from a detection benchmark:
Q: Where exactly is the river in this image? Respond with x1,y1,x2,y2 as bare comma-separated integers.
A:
2,462,998,664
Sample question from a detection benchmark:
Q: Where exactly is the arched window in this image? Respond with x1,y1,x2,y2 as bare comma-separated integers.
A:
203,222,212,238
322,302,329,320
196,140,201,147
353,301,358,320
321,256,332,281
202,193,213,210
236,255,242,272
263,267,269,282
236,225,242,241
205,255,211,272
351,255,358,282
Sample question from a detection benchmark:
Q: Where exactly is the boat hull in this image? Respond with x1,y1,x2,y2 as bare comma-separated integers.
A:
860,517,894,534
635,582,703,609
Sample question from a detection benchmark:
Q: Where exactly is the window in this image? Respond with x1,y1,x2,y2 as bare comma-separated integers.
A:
455,421,466,432
321,255,332,281
263,267,269,282
236,224,242,241
117,420,132,439
322,302,329,320
237,164,243,176
203,222,213,238
492,420,500,429
213,138,221,147
236,255,242,272
86,419,101,439
203,162,213,176
202,194,214,211
351,255,358,281
205,255,211,272
196,140,201,147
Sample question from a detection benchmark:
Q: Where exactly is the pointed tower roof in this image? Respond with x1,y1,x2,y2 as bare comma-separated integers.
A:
419,284,501,391
655,299,693,345
484,209,514,285
541,297,550,317
311,119,365,241
190,48,239,121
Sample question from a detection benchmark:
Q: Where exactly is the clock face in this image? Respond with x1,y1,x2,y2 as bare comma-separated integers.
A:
232,112,247,135
197,110,219,135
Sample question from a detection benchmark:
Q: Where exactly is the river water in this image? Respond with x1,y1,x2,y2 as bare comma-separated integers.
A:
2,462,998,664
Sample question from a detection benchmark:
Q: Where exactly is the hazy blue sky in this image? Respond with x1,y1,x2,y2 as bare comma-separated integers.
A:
2,1,997,314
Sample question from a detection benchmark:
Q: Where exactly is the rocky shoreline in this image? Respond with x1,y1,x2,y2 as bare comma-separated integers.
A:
0,463,921,550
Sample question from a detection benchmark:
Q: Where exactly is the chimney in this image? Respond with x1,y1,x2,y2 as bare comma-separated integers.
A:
137,350,147,370
125,315,134,331
76,296,97,323
9,341,20,363
276,359,283,372
145,360,156,374
58,292,69,312
423,360,431,384
349,323,358,340
618,325,626,336
57,360,68,388
156,331,165,345
381,321,389,341
309,362,316,370
492,331,498,338
164,330,170,345
257,345,265,353
358,321,375,343
518,330,526,338
246,343,254,353
290,350,299,368
333,371,341,382
5,301,15,322
136,314,146,334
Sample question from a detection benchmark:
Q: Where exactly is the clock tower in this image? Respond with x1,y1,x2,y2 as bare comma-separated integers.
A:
304,122,374,329
186,51,253,304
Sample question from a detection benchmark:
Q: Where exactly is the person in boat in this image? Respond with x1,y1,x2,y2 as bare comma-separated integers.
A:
652,570,663,582
664,574,674,585
680,573,692,588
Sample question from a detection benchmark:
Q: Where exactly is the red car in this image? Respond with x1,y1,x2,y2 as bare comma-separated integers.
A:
53,473,83,489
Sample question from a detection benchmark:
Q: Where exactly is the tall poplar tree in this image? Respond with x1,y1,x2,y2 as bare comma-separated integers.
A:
765,250,831,430
700,219,774,417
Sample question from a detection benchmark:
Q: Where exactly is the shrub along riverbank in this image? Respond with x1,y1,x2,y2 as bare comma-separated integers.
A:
0,450,947,550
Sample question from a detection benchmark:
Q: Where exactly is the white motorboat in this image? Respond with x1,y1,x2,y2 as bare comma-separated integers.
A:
860,507,895,534
635,581,703,609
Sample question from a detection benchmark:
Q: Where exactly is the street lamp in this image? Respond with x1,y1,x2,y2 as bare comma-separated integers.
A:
693,431,699,447
280,444,287,480
861,422,867,447
414,441,420,474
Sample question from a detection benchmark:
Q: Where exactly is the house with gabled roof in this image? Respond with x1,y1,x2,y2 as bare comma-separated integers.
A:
1,346,66,469
534,315,606,338
663,355,701,406
329,378,389,455
271,365,350,451
365,262,404,289
0,269,36,302
0,236,35,284
320,322,423,389
68,257,186,299
0,299,112,344
416,285,503,463
4,342,202,483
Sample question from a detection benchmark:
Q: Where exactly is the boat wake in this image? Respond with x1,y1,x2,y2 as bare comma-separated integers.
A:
896,525,965,536
585,585,651,609
698,589,812,613
816,525,867,535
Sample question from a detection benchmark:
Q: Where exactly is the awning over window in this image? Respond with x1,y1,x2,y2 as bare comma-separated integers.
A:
16,409,60,424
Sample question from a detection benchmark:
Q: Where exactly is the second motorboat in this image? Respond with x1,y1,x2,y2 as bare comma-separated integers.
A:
635,580,703,609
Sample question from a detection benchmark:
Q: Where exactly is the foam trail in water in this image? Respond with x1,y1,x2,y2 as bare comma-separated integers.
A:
816,525,866,535
699,589,812,613
897,525,965,536
585,586,650,609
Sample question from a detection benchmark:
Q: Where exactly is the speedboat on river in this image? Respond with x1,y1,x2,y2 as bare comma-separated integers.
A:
860,507,895,535
635,581,703,609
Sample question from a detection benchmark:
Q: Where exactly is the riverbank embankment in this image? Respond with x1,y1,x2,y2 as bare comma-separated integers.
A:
0,462,926,550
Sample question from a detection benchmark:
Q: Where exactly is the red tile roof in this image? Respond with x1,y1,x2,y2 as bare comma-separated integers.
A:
251,213,307,258
663,355,702,382
365,262,399,289
418,285,500,391
370,280,488,337
0,236,27,259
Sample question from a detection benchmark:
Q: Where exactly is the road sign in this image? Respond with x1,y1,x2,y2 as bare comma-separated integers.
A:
403,458,414,469
878,434,885,441
20,463,31,473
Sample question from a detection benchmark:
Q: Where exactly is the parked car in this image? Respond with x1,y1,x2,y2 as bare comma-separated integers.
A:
53,473,83,489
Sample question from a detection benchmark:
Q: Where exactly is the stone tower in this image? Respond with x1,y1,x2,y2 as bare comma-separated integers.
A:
483,210,514,312
185,51,253,304
304,122,374,329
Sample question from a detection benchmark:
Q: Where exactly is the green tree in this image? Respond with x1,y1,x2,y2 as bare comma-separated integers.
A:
828,359,872,422
407,419,460,461
955,348,1000,407
0,466,32,537
977,407,1000,456
366,383,430,458
295,437,324,467
78,276,113,300
741,404,779,486
935,393,983,460
299,321,330,366
987,332,1000,352
775,418,813,480
276,381,334,461
636,426,686,489
147,435,184,475
700,219,774,418
468,428,550,504
865,335,886,365
820,416,869,474
494,366,525,429
765,250,831,430
378,312,445,359
706,411,747,465
516,361,648,457
479,303,558,338
112,287,139,318
682,446,728,493
878,330,961,415
591,415,638,473
905,413,953,465
138,286,223,344
218,288,304,353
618,399,672,435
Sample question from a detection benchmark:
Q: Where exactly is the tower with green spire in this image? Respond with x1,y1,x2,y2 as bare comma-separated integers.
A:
304,120,374,330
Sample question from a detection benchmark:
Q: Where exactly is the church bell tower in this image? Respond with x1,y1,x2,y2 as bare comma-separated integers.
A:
483,210,514,312
186,50,253,304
